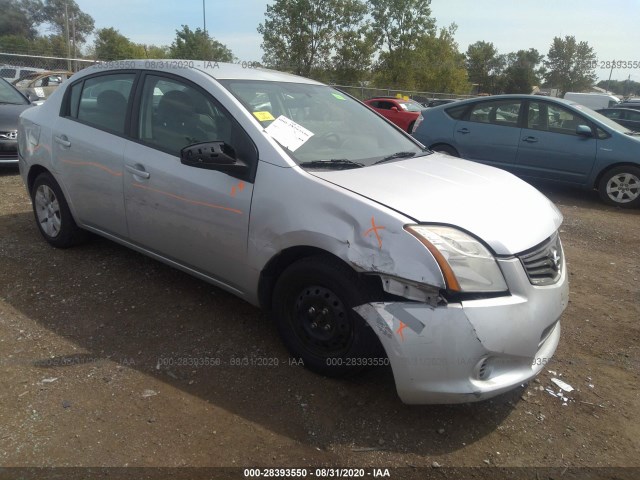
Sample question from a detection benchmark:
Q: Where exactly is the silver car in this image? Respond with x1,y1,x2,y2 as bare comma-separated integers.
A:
18,61,568,404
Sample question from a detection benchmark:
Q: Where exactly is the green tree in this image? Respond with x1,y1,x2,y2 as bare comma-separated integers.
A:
94,28,145,61
329,0,375,84
465,41,505,94
169,25,234,62
544,36,597,95
502,48,544,94
258,0,338,77
369,0,436,86
597,79,640,97
411,25,469,94
0,0,42,39
42,0,95,44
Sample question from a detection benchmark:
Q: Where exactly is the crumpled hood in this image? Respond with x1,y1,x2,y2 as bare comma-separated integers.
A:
310,154,563,255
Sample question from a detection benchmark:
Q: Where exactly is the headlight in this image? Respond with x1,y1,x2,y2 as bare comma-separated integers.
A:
405,225,508,293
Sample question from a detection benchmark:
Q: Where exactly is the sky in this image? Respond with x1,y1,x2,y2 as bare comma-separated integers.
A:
73,0,640,82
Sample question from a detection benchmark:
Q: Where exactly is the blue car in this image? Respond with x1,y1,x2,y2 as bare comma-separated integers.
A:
412,94,640,207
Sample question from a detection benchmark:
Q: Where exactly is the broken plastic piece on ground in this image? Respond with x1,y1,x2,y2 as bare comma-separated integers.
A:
551,378,574,392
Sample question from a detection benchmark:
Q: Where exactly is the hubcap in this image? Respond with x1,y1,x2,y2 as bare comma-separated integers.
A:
34,185,62,238
606,173,640,203
293,286,352,356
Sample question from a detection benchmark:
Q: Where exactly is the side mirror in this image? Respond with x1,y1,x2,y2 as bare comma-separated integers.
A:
576,125,593,137
180,141,248,174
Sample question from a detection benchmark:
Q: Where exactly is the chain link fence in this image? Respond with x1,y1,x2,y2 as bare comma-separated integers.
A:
331,84,476,103
0,52,97,82
1,52,475,104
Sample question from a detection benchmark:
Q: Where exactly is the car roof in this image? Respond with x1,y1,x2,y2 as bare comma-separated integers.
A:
444,94,578,108
79,60,324,85
367,96,420,102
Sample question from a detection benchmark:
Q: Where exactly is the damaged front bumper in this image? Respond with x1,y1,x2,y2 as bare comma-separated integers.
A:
355,256,569,404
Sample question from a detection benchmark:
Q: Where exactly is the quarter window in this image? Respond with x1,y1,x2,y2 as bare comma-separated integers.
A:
75,73,135,134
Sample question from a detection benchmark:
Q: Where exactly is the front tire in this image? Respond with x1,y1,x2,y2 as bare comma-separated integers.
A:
31,172,88,248
271,255,383,377
597,166,640,208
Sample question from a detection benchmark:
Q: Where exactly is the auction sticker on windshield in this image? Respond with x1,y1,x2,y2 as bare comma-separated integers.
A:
264,115,314,152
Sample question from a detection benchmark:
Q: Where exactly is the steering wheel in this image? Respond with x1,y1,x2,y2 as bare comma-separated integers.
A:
315,132,345,148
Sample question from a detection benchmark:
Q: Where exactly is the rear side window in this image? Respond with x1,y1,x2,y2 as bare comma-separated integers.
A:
74,74,135,134
445,104,467,120
0,69,16,79
468,100,521,126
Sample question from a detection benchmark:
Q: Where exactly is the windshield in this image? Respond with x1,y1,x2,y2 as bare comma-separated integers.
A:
0,78,28,105
218,80,427,167
570,102,635,134
398,100,423,112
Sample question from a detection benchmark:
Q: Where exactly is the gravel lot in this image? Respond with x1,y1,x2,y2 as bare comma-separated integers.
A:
0,168,638,479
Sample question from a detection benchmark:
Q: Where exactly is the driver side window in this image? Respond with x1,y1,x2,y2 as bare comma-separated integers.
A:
137,75,233,157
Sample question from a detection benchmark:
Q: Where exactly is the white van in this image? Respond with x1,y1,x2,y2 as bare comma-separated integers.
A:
563,92,620,110
0,65,46,84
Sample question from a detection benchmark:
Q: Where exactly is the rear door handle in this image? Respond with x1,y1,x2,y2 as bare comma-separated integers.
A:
457,128,470,134
54,135,71,148
125,164,150,179
522,136,538,143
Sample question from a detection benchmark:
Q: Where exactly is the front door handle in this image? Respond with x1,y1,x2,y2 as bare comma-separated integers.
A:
522,136,538,143
457,128,470,134
125,164,150,179
54,135,71,148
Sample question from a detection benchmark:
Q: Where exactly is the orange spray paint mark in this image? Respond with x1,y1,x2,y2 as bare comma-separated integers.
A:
363,216,386,249
396,321,408,342
132,183,242,214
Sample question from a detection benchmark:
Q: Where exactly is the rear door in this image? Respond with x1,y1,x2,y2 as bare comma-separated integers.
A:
453,98,523,167
53,71,137,237
122,73,257,292
514,100,597,184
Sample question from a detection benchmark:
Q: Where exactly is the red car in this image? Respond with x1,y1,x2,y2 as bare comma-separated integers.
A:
364,97,423,132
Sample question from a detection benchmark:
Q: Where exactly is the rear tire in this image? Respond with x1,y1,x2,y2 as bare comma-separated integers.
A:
271,255,383,377
31,172,88,248
597,166,640,208
407,121,415,133
431,144,459,157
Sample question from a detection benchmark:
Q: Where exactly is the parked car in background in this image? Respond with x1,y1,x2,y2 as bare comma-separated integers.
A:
13,71,73,101
412,94,640,207
0,77,34,166
563,92,620,110
18,61,568,404
424,98,458,108
597,108,640,132
363,97,423,132
617,98,640,110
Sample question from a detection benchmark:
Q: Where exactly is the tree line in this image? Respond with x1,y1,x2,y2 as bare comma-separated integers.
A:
1,0,637,96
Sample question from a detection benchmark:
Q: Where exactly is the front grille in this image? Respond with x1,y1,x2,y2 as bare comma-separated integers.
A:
0,131,18,140
519,232,563,286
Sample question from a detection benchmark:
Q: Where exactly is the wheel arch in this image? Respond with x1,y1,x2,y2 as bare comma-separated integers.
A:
27,164,51,194
429,143,459,156
257,245,382,310
593,162,640,190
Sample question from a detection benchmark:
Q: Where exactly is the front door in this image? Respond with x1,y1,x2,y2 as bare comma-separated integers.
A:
123,73,257,293
514,101,597,184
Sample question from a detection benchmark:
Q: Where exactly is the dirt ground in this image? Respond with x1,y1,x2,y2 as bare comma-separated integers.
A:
0,168,638,479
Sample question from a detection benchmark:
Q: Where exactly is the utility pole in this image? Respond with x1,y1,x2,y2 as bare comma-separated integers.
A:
65,1,71,70
606,63,614,94
203,0,207,34
71,16,76,71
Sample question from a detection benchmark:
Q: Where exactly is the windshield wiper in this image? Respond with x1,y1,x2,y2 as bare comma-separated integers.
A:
299,159,365,169
374,151,429,165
